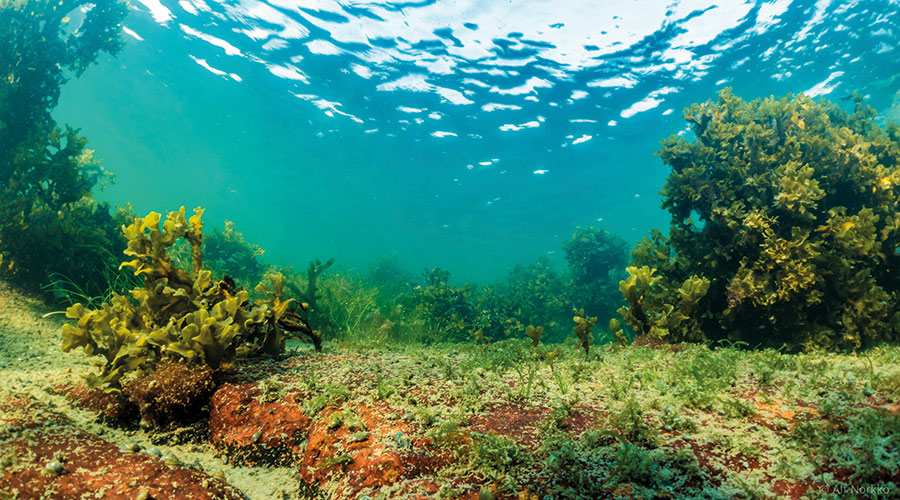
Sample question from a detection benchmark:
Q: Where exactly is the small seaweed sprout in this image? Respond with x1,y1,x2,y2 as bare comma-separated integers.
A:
526,324,543,348
573,308,597,360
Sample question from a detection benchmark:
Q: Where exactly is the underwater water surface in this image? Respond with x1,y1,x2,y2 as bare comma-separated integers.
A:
52,0,900,281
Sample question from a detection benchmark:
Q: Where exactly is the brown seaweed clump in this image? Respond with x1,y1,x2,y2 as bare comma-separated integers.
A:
619,89,900,351
60,207,321,424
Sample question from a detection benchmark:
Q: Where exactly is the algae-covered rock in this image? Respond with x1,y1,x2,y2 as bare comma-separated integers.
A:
625,89,900,350
124,361,217,427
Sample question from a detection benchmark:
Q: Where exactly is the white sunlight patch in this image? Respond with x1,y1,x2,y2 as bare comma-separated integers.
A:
490,76,553,95
499,120,541,131
620,87,678,118
570,90,589,100
180,24,243,56
588,75,637,88
135,0,172,23
306,39,342,55
267,64,309,83
804,71,844,97
293,93,364,123
572,134,593,145
378,74,473,105
189,55,227,76
123,27,143,41
482,103,522,112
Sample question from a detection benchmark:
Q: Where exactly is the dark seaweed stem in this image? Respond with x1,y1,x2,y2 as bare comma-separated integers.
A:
277,303,322,352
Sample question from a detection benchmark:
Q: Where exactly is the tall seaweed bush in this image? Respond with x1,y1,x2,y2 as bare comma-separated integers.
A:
0,0,131,299
620,89,900,350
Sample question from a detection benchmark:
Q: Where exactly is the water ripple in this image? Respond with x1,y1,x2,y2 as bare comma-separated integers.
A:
125,0,900,157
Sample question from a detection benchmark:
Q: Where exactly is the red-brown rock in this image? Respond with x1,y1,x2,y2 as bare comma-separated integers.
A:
0,399,243,500
208,382,313,466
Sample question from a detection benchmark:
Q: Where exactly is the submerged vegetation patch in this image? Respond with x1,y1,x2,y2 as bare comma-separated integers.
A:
61,206,321,426
620,90,900,351
0,0,133,301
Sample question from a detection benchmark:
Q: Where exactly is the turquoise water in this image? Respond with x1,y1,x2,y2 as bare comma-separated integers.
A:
53,0,900,282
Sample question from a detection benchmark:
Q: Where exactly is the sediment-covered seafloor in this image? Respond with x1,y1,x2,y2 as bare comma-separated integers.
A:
2,280,899,500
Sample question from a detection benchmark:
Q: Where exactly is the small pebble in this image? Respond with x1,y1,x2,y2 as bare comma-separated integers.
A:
393,431,410,449
162,453,181,467
119,443,142,453
43,461,65,476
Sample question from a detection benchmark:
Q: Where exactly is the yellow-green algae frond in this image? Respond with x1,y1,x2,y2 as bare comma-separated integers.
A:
61,207,321,394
